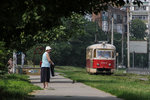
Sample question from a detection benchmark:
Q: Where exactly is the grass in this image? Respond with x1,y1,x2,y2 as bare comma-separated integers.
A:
0,74,41,100
56,66,150,100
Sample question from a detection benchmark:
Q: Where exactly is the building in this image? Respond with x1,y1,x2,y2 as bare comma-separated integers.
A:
129,0,150,28
92,6,127,34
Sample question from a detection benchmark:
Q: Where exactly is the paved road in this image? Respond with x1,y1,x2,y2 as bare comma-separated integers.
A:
29,73,123,100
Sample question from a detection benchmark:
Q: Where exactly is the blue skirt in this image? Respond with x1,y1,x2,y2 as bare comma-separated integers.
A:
41,67,50,82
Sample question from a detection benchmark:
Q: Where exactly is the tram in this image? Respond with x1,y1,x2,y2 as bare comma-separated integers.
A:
86,42,116,74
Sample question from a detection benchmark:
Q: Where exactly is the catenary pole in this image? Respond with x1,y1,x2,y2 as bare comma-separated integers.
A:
148,3,150,69
111,15,114,45
127,7,130,68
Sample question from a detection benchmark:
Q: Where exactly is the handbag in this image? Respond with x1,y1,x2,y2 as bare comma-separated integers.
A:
51,64,55,76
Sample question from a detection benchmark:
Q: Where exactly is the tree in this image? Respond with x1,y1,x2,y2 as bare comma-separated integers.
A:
33,13,86,42
130,19,147,40
0,0,142,51
0,41,7,74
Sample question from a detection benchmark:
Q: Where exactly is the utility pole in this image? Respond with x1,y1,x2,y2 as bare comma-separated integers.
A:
107,10,110,43
95,20,98,43
148,3,150,69
121,31,124,66
111,15,114,45
127,7,130,68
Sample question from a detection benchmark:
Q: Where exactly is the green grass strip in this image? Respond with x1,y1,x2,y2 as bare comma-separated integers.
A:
56,66,150,100
0,74,41,100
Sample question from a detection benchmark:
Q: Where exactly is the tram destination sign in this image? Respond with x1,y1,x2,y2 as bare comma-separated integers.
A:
129,41,147,53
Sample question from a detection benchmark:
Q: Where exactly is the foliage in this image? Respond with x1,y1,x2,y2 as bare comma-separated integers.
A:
130,53,148,68
56,66,150,100
130,19,147,40
0,74,41,100
0,41,7,74
25,14,87,65
0,0,142,51
33,13,86,43
25,16,109,66
25,44,46,65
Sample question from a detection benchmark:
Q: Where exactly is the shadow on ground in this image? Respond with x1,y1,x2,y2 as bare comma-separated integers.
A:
28,95,121,100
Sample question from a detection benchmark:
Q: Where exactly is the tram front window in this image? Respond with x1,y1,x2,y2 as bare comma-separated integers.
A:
104,51,111,58
97,50,111,58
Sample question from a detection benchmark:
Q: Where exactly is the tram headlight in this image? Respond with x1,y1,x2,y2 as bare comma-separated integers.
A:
108,63,111,66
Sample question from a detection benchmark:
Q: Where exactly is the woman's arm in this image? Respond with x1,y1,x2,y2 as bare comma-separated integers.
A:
46,53,54,65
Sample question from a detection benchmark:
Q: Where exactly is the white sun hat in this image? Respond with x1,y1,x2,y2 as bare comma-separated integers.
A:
46,46,52,50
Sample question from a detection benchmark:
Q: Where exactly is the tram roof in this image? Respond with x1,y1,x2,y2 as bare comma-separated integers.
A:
87,43,116,50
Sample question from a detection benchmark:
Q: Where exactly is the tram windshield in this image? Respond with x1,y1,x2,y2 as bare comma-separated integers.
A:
96,50,114,58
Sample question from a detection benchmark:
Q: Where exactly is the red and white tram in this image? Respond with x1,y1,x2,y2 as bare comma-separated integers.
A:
86,42,116,74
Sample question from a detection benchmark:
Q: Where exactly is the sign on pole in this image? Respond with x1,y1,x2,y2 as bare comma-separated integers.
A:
129,41,147,53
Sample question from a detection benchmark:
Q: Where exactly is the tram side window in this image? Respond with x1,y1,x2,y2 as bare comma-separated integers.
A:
94,49,96,58
112,51,115,58
86,49,93,59
86,50,90,59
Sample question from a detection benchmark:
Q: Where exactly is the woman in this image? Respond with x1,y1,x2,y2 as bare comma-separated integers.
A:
41,46,54,88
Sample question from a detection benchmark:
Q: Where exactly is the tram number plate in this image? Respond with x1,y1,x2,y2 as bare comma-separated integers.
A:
101,62,107,64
